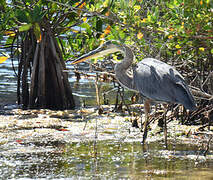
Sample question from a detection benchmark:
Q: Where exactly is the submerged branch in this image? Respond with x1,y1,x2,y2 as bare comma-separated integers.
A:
190,85,213,100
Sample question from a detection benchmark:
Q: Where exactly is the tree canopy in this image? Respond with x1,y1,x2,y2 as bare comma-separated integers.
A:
1,0,212,65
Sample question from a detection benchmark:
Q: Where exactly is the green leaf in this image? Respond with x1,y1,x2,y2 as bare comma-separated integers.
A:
15,9,30,23
80,23,90,29
33,23,41,42
96,18,103,32
32,5,46,23
147,15,152,22
0,0,6,9
5,36,14,45
19,23,32,32
1,10,12,27
32,5,41,22
119,30,125,39
80,23,92,34
133,5,141,12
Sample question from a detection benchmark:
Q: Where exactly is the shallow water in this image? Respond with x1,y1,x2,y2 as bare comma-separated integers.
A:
0,58,124,108
0,58,213,179
0,58,99,107
1,140,213,179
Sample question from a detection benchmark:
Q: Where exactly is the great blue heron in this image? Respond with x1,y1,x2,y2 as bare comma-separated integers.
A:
72,40,196,143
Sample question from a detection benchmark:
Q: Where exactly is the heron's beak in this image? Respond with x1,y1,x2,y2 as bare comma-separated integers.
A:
71,47,103,64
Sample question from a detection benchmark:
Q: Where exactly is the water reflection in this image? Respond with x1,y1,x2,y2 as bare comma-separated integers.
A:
1,140,212,179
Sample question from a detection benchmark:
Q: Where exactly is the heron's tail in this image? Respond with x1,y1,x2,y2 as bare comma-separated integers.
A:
177,84,196,111
183,93,196,111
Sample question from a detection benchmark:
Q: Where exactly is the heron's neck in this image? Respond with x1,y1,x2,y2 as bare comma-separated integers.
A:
114,45,135,90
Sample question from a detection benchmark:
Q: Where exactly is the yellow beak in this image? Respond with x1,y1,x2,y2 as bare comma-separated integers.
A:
71,47,103,64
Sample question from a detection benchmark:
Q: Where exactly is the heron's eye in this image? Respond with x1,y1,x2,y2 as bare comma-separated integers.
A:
103,46,108,50
116,53,123,60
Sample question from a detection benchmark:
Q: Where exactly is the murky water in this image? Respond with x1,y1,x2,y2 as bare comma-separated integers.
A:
0,58,213,179
1,140,213,179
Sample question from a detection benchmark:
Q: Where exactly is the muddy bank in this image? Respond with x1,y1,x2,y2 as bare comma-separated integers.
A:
0,105,212,154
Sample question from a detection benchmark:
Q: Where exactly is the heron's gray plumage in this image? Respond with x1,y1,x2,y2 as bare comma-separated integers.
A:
114,44,136,91
112,43,196,111
133,58,196,110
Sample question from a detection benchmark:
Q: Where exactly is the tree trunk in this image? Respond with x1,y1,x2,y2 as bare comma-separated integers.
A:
18,30,75,110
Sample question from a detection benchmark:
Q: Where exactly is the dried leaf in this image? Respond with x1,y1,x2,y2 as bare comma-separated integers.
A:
104,25,111,34
177,49,181,55
4,31,16,37
0,56,8,64
58,128,69,131
168,35,173,39
105,11,110,16
16,139,23,144
137,32,143,39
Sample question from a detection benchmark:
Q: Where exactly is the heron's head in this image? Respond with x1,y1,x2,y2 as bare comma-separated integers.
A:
71,40,123,64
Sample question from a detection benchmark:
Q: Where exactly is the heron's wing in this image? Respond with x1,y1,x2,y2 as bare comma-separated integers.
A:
133,59,173,101
133,58,196,110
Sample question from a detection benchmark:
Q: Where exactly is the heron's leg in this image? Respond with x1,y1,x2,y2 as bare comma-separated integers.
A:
163,104,169,149
142,99,151,145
